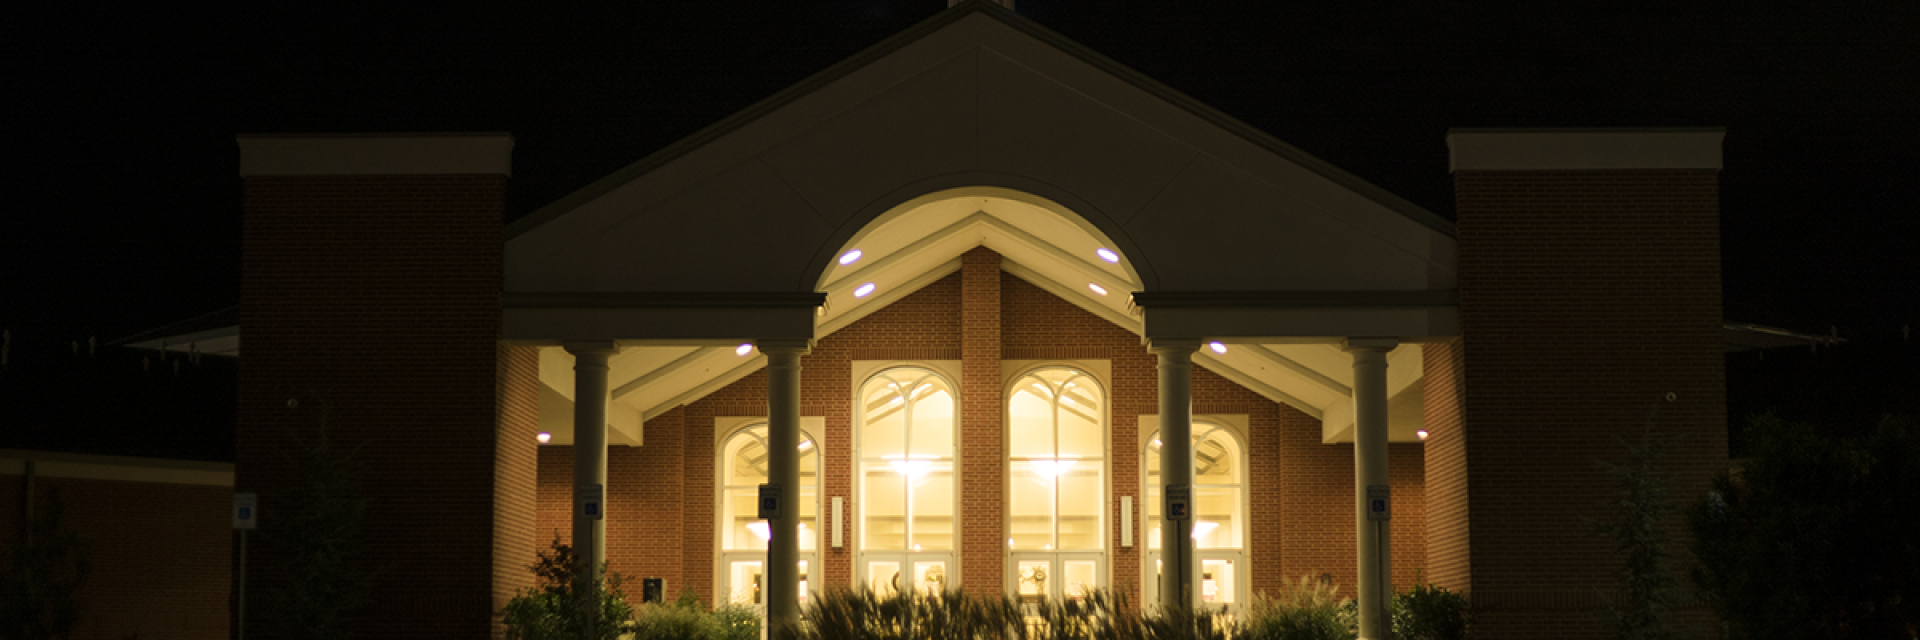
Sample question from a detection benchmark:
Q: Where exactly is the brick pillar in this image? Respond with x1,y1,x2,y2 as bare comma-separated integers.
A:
237,134,514,639
494,345,541,634
960,247,1004,595
1447,129,1728,639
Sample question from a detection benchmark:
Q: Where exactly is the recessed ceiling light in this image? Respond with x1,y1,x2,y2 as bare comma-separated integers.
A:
838,249,863,265
735,343,753,356
854,282,876,298
1096,248,1119,263
536,432,552,444
1088,283,1108,296
1209,341,1228,354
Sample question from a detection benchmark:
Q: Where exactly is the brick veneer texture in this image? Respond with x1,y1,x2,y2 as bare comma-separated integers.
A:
532,247,1429,607
0,477,232,640
493,344,542,636
239,174,507,639
1454,170,1727,639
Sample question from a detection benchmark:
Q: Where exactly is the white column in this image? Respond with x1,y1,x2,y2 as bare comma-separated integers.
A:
1344,337,1397,640
761,340,809,640
1150,338,1200,611
565,340,618,626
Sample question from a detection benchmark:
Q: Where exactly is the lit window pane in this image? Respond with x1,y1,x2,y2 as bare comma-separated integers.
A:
862,468,907,550
1008,389,1052,457
911,465,955,550
1058,469,1102,550
1008,462,1053,549
908,383,954,458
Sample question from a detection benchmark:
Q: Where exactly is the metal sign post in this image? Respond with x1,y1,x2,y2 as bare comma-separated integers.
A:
233,493,258,640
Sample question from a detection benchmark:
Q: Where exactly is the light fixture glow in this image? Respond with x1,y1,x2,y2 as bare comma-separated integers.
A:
1192,521,1220,540
1152,439,1163,447
1209,341,1228,354
747,522,771,541
854,282,876,298
839,249,863,265
1088,283,1108,296
1416,429,1430,441
735,343,753,356
798,440,814,451
1096,248,1119,263
536,432,552,444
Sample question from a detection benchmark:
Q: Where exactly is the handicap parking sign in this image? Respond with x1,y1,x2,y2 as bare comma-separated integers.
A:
1165,484,1191,521
1366,485,1391,521
577,485,604,521
758,483,781,520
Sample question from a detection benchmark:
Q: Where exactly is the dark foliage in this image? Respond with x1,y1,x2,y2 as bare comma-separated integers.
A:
1689,413,1920,640
0,487,92,640
266,406,374,640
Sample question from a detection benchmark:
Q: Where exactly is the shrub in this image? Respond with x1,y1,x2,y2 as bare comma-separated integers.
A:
1240,575,1354,640
1689,414,1920,640
0,487,92,640
500,535,634,640
1392,578,1471,640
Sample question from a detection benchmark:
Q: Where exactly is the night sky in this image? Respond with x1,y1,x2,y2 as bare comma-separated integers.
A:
4,1,1916,452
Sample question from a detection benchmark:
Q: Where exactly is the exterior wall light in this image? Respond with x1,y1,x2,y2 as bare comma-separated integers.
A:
1096,248,1119,263
854,282,876,298
1088,283,1108,296
1209,341,1228,354
736,343,754,356
536,432,552,444
839,249,863,265
1416,429,1430,440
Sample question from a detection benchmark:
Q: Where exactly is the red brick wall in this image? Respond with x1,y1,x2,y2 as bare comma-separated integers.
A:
1422,339,1470,591
493,345,541,635
0,476,231,640
960,248,1005,595
239,174,507,639
532,409,689,598
1454,170,1727,638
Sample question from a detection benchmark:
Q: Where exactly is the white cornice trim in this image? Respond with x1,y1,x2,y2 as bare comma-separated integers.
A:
238,133,514,177
1447,128,1725,172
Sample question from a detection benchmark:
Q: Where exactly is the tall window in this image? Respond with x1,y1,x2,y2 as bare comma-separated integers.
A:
857,368,957,594
718,424,818,609
1144,422,1247,610
1007,367,1106,602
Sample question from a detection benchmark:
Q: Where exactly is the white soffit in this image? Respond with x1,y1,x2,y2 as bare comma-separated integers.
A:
1447,127,1726,172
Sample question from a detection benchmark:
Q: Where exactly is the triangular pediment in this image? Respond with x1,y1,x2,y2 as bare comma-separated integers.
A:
505,1,1454,298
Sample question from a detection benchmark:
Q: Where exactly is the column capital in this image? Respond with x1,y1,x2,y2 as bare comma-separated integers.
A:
562,340,620,358
1342,337,1400,352
755,339,813,355
1146,338,1202,354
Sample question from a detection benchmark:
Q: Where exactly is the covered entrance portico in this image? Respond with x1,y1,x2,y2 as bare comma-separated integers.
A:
500,9,1455,639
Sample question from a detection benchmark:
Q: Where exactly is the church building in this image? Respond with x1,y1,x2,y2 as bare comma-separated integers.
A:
233,3,1728,638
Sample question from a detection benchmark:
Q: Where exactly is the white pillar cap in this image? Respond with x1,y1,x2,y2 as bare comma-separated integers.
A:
1447,127,1724,172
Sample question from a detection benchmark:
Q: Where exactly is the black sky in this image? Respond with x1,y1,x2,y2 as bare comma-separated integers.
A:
4,1,1917,432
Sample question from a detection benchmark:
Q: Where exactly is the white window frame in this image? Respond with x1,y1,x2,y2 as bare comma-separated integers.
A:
714,416,823,611
853,366,961,595
1141,415,1251,614
1003,364,1111,602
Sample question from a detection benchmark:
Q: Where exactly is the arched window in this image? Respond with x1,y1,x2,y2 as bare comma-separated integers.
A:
1007,367,1106,602
1144,422,1247,610
856,367,957,594
717,423,818,609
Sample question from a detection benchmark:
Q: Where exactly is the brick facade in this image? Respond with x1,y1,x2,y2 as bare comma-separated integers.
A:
0,475,232,640
1451,170,1727,638
238,174,509,639
528,249,1427,609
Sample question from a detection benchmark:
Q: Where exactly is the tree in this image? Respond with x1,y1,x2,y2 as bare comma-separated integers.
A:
1689,413,1920,640
1590,394,1683,640
0,486,93,640
267,397,375,640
